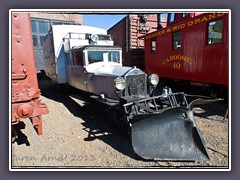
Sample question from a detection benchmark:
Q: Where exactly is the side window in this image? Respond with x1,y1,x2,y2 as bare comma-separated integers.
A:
51,20,74,25
73,51,84,66
183,13,190,17
151,38,157,53
30,19,49,47
157,13,168,29
207,19,223,45
30,18,74,48
66,53,72,66
169,13,175,23
108,51,120,63
173,31,181,50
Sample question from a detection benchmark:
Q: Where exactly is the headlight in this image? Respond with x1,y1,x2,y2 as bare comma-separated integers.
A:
148,74,159,86
90,34,99,42
114,77,126,91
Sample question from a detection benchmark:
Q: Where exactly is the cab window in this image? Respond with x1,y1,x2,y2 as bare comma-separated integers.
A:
108,51,120,63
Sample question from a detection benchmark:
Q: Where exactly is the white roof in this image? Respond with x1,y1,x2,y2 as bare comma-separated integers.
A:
51,25,107,56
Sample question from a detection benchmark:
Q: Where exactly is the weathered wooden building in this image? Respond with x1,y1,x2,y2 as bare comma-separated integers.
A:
108,14,166,70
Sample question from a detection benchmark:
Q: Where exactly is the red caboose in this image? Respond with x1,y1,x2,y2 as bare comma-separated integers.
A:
144,12,229,95
11,12,49,141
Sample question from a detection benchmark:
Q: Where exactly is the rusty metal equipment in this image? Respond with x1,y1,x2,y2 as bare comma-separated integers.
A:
11,12,49,142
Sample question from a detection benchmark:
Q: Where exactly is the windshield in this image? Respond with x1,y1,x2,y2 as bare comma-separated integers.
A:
87,50,120,64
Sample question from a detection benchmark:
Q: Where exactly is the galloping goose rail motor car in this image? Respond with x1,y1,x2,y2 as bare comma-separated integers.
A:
43,24,216,161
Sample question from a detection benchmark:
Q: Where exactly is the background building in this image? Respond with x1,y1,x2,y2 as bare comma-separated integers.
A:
108,14,167,70
29,12,83,70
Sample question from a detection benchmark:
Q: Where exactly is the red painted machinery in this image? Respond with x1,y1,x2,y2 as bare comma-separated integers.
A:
143,12,228,95
11,12,49,141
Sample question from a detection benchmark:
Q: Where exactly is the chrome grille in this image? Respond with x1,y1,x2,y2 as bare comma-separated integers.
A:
128,78,145,96
125,74,147,97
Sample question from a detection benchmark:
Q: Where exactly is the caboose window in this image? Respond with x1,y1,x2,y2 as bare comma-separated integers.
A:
173,31,181,49
183,13,190,17
151,38,157,52
207,19,223,45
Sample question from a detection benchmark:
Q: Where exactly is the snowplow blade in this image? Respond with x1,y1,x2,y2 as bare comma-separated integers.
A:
131,107,209,161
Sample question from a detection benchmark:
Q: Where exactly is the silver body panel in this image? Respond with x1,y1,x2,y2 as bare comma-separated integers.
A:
66,62,145,99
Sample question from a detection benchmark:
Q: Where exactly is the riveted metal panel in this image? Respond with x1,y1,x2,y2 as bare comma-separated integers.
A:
12,12,40,102
11,12,48,136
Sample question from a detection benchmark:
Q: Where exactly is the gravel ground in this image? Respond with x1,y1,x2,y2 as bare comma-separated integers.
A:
11,77,229,169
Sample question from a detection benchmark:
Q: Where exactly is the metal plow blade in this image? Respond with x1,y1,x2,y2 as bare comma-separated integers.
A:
131,107,209,161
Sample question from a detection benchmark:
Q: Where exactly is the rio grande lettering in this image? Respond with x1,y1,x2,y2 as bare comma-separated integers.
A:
146,13,225,39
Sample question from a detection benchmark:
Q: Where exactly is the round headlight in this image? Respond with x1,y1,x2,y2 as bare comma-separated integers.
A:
148,74,159,86
90,34,99,42
114,77,126,91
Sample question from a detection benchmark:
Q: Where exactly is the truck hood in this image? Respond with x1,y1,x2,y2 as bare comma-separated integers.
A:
86,63,133,77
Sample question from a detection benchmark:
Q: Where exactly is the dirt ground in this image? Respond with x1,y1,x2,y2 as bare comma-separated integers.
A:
11,77,229,169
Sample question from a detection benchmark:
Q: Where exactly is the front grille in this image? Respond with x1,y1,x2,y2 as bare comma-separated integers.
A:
128,78,145,96
125,74,147,97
